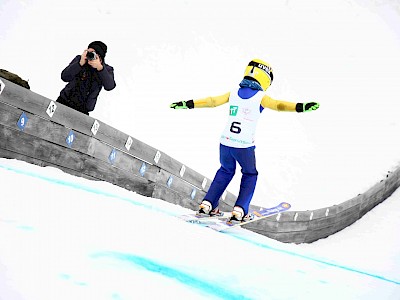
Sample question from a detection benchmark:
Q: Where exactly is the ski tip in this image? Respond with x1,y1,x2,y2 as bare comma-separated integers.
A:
280,202,291,209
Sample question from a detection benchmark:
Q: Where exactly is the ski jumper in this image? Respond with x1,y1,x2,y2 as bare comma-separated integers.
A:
170,58,319,218
195,87,298,214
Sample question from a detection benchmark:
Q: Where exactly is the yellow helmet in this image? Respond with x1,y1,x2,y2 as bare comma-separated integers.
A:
243,59,273,91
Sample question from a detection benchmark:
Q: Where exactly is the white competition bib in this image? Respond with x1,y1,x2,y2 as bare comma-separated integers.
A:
220,90,263,148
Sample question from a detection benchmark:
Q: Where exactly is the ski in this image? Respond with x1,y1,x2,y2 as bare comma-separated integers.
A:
178,211,228,224
206,202,291,232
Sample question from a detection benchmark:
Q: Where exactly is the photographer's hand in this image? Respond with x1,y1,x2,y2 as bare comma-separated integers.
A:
80,49,88,66
88,55,104,71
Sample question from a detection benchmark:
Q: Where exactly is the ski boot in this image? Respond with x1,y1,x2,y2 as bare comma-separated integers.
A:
196,200,223,217
227,206,254,224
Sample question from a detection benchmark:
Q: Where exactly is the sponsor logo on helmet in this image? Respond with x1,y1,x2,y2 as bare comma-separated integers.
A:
249,61,272,75
256,63,272,74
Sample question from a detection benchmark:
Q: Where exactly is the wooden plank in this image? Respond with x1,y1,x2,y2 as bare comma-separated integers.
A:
155,152,211,191
363,181,385,201
334,204,360,222
307,207,337,230
0,124,154,197
383,174,400,199
154,169,206,205
308,216,337,230
360,187,384,213
0,101,84,149
0,101,161,184
336,195,363,211
359,200,384,218
296,205,362,242
244,218,309,233
152,184,199,210
291,211,312,222
304,226,336,243
310,207,331,219
274,211,297,222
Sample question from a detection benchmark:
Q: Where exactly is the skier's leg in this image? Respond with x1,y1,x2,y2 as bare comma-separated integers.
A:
232,146,258,215
203,144,236,209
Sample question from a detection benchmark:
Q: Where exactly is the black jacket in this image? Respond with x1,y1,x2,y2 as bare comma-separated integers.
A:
58,55,116,114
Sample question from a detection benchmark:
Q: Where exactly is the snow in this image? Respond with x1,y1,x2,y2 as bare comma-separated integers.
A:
0,158,399,299
0,0,400,298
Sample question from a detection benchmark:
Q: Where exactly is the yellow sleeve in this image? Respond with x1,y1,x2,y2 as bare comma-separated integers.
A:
261,95,297,112
193,92,230,108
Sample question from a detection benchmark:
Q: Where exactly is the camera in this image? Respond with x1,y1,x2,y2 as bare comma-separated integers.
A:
86,51,97,61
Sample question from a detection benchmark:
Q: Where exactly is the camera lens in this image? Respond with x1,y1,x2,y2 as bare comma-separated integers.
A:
87,51,96,61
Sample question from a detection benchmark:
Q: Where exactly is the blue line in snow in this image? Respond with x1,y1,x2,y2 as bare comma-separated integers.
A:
0,162,176,217
91,251,251,300
1,162,399,286
226,232,400,286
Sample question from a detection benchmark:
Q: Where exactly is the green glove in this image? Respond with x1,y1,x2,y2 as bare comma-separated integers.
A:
170,100,194,109
296,102,320,112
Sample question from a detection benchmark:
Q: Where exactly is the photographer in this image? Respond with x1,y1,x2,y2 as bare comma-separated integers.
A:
57,41,116,115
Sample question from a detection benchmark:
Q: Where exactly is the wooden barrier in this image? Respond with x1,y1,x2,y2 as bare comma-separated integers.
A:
1,76,399,243
244,171,400,243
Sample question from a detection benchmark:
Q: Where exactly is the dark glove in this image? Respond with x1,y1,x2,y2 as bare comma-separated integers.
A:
170,100,195,109
296,102,319,112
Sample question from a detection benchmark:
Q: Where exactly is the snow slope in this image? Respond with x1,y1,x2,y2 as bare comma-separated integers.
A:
0,158,399,299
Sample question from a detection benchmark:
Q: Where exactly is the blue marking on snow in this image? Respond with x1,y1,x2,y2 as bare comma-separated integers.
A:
111,293,122,300
16,225,34,231
91,251,251,300
0,163,176,217
2,162,399,286
59,273,87,287
0,219,34,231
227,232,400,286
59,274,72,280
